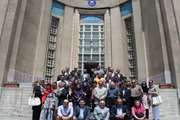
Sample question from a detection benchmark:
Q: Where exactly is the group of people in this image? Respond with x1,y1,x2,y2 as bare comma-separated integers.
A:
32,67,161,120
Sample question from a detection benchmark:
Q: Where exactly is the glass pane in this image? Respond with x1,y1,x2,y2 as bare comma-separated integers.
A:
101,55,105,61
92,39,99,43
49,36,56,43
80,39,83,45
100,32,104,39
91,42,98,46
84,41,91,46
84,47,91,53
84,55,91,61
101,47,104,52
100,25,104,31
79,55,82,60
92,47,99,53
79,47,83,53
92,55,99,61
85,25,91,31
84,32,91,39
80,33,83,38
93,25,99,31
92,32,99,39
80,25,83,31
84,39,91,43
50,27,57,35
101,41,104,46
49,43,56,50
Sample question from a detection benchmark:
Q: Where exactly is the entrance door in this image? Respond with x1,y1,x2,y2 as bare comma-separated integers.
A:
79,15,105,74
84,62,99,77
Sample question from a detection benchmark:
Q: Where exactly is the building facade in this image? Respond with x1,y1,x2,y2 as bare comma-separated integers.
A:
0,0,180,88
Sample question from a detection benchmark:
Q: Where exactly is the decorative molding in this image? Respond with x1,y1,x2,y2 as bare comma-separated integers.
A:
57,0,127,9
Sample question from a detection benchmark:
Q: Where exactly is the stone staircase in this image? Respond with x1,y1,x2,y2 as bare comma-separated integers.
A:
0,83,32,120
159,89,180,120
0,83,180,120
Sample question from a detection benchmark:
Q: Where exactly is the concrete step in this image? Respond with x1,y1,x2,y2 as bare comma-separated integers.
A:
159,89,180,120
0,84,33,120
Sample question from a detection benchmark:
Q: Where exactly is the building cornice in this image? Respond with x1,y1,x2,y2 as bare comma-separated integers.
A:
57,0,128,9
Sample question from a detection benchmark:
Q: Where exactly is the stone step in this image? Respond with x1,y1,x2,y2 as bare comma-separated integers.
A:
158,89,180,120
0,85,33,120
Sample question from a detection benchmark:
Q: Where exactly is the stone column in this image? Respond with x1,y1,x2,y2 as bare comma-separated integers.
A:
104,9,112,68
0,0,9,37
15,0,44,83
55,16,64,77
0,0,20,84
70,9,80,70
172,0,180,37
33,0,52,81
60,6,74,70
110,7,124,71
121,18,130,77
132,0,148,82
7,0,27,82
161,0,180,102
155,0,171,83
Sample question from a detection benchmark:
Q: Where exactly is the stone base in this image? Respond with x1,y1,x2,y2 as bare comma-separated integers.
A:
159,83,176,89
2,83,19,88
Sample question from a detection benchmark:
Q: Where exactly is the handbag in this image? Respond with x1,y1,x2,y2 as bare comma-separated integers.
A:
152,95,162,105
28,96,41,106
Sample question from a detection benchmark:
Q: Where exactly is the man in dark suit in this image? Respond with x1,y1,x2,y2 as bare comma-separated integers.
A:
73,99,91,120
107,81,119,108
56,81,68,106
119,82,131,110
110,97,130,120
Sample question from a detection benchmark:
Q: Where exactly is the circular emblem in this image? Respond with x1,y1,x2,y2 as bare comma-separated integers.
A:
88,0,96,7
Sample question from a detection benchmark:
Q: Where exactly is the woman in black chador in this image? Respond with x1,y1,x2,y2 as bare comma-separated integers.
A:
32,82,42,120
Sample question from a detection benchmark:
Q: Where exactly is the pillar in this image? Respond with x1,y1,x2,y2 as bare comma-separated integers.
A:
161,0,180,104
104,9,112,68
70,9,80,70
33,0,52,81
155,0,171,83
110,7,124,71
60,6,74,70
0,0,20,84
132,0,148,82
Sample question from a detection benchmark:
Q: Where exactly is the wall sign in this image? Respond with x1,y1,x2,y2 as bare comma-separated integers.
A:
88,0,96,7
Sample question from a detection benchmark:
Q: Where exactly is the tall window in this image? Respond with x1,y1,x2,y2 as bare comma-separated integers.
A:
45,17,59,80
79,15,105,73
44,0,64,80
125,17,137,80
120,0,137,80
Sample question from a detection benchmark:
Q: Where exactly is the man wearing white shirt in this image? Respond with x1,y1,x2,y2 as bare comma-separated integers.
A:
57,99,73,120
94,100,110,120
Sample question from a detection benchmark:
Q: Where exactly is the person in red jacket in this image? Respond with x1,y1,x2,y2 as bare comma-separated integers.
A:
42,83,53,104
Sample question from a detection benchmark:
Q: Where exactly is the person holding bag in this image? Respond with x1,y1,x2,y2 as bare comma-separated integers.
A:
32,81,42,120
148,80,161,120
